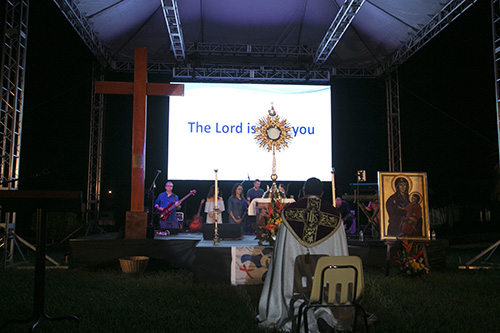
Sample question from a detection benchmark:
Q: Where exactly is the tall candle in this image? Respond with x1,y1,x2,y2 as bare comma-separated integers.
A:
214,169,218,210
331,168,336,207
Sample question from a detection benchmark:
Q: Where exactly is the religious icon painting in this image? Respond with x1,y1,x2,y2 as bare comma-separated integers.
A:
378,172,430,241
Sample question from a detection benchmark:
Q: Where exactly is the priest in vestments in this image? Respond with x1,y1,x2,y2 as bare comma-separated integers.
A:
257,177,349,332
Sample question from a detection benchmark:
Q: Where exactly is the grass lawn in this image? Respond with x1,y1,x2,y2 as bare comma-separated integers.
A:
1,238,500,332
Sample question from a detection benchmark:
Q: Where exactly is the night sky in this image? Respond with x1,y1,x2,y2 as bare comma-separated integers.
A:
16,1,498,223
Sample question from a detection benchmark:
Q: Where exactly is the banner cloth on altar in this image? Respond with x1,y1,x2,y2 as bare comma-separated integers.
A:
231,246,274,285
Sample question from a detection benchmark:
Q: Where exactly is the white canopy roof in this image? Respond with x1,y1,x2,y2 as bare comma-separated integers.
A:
57,0,478,80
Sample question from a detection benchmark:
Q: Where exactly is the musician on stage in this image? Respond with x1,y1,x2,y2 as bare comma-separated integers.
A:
247,179,265,204
365,199,380,238
228,183,248,231
154,181,180,221
246,179,264,233
335,197,354,232
205,185,225,224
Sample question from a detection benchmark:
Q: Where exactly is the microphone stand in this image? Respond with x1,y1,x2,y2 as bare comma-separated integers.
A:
148,170,162,230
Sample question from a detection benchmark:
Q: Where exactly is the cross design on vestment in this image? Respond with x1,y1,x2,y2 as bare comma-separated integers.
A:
95,48,184,239
284,199,339,244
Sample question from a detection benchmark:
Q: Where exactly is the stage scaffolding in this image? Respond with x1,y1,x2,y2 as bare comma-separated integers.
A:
0,0,492,236
0,0,27,191
0,0,29,268
85,65,104,234
80,0,483,224
385,71,402,173
493,0,500,169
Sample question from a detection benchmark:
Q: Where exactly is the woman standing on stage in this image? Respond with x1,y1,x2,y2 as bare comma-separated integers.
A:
205,185,225,224
228,183,248,231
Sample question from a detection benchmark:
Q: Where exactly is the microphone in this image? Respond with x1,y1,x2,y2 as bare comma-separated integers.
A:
157,170,162,173
247,174,250,181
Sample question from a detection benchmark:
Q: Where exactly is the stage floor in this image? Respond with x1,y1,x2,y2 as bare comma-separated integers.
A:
154,232,260,247
70,231,448,284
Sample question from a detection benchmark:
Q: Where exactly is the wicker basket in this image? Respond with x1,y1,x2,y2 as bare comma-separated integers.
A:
119,256,149,274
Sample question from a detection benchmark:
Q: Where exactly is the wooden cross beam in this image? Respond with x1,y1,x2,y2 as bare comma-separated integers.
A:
95,48,184,239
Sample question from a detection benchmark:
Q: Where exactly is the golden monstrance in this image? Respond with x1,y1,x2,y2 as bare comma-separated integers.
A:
254,103,293,197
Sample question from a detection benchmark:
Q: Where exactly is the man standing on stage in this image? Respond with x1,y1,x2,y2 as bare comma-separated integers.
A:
246,179,265,234
155,181,180,221
247,179,265,204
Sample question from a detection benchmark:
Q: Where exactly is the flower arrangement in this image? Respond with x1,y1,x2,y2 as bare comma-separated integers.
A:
395,239,430,276
255,198,285,246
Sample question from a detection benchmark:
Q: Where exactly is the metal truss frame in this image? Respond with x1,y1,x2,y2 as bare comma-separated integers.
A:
1,0,28,191
113,62,380,81
171,65,329,82
493,0,500,168
385,0,478,71
85,65,104,233
186,42,315,58
52,0,112,68
458,239,500,270
0,0,29,269
382,0,479,174
46,0,485,225
314,0,365,64
53,0,475,82
161,0,186,61
458,1,500,267
385,70,402,172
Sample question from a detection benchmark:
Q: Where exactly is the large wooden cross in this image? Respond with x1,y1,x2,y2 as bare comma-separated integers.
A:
95,48,184,239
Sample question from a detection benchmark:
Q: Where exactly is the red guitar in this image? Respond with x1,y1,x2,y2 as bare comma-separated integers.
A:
160,189,196,221
190,199,205,231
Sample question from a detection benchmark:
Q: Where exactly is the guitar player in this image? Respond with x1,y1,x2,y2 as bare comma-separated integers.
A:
155,181,181,223
335,197,354,233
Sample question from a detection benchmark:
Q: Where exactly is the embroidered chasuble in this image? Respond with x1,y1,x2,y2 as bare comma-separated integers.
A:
282,198,342,247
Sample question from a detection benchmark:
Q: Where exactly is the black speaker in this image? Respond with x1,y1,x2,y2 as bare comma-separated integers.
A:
202,223,242,240
159,221,180,235
146,226,155,239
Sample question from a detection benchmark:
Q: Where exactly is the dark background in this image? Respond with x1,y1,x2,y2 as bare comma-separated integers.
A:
15,0,499,231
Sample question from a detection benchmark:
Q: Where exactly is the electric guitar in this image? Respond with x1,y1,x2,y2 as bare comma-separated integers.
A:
190,198,205,231
160,189,196,221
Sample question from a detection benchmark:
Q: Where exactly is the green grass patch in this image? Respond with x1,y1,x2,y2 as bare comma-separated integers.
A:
1,243,500,332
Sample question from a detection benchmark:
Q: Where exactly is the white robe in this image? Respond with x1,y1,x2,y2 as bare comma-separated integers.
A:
257,223,349,332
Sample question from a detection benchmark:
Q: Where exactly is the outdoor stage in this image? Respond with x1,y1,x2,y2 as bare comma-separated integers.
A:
70,232,275,284
69,231,448,284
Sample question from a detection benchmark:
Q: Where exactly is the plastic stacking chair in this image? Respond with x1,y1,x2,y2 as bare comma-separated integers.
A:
289,254,326,332
290,255,324,304
297,256,369,332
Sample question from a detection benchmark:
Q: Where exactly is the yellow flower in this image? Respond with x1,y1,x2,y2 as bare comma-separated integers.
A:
255,198,286,245
265,224,277,231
